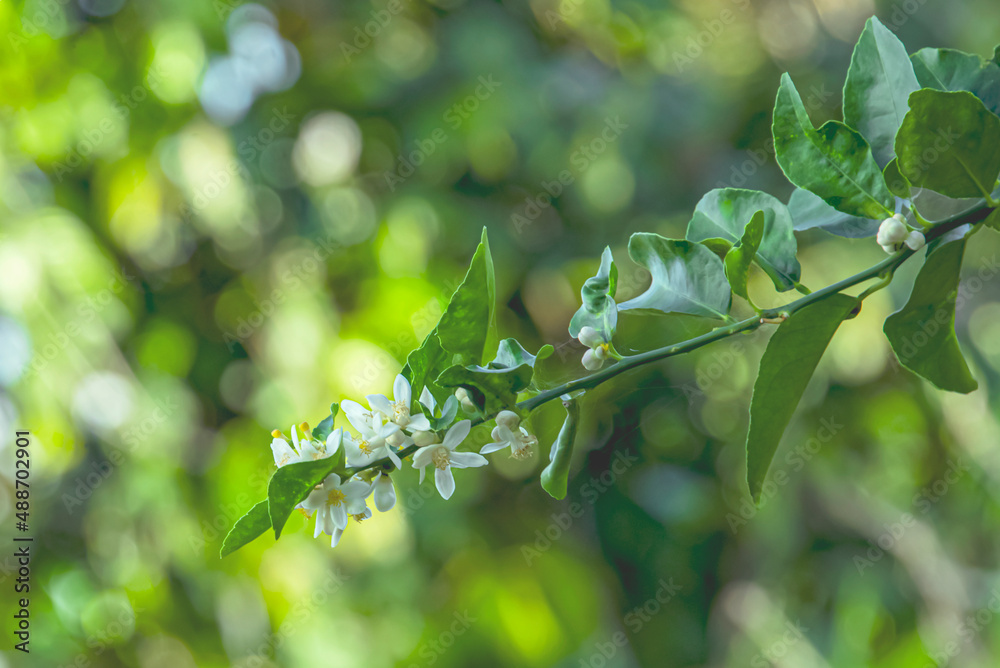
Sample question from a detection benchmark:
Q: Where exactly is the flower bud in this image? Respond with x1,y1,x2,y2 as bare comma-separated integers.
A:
386,431,406,447
582,348,605,370
495,410,520,429
454,387,477,413
412,430,438,447
904,230,925,250
876,217,908,248
577,326,604,349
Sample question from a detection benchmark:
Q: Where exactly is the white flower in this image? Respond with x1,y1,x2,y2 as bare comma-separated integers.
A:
904,230,925,250
301,474,373,547
481,411,537,459
341,399,375,432
577,326,611,370
373,472,396,512
877,214,909,253
412,420,488,500
368,374,432,432
270,423,338,467
345,413,402,469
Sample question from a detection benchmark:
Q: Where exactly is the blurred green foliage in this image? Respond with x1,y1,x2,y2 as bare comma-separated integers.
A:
2,0,1000,667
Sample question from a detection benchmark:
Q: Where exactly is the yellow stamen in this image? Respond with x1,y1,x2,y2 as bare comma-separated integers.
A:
326,489,346,506
271,429,284,439
358,440,373,455
432,447,450,470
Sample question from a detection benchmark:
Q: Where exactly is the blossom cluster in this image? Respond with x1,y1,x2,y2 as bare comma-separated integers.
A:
268,375,537,547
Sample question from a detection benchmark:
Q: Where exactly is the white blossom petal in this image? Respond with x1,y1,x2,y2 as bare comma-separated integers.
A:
406,413,431,432
330,527,344,548
367,394,393,417
341,399,373,431
450,451,489,468
331,502,349,530
374,473,396,512
480,441,508,455
394,374,412,406
577,325,603,349
435,466,456,500
442,420,472,450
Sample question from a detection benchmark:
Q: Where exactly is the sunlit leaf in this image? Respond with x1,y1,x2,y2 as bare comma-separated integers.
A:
220,501,270,558
686,188,800,290
268,447,346,539
773,73,894,220
618,234,731,319
723,210,764,303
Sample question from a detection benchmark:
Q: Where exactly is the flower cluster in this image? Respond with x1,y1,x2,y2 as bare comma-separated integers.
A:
268,374,538,548
877,213,925,253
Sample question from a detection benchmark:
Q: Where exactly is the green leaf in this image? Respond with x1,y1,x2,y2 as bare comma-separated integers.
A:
435,363,533,416
895,89,1000,199
842,17,920,167
435,227,496,363
402,229,495,398
773,72,894,220
686,188,801,290
491,338,554,370
746,294,857,502
787,187,881,238
268,447,346,539
883,158,911,199
618,234,731,319
220,500,270,558
540,398,580,500
568,246,618,340
910,48,1000,116
699,237,734,260
723,210,764,303
883,238,978,393
311,403,339,443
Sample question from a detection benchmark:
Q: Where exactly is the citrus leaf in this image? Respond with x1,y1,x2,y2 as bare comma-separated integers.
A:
268,446,346,539
723,210,764,303
787,187,881,238
220,500,270,558
568,246,618,341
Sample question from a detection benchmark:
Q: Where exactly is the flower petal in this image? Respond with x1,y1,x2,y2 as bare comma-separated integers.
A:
412,445,437,469
387,449,403,470
330,527,344,548
394,374,411,406
450,451,489,469
341,399,373,431
419,386,436,412
406,413,431,432
331,502,349,531
479,441,508,455
367,394,393,417
435,466,456,500
374,474,396,512
442,420,472,450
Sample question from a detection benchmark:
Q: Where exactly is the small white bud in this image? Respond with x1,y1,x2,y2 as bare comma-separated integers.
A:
454,387,477,413
904,230,925,250
582,348,605,370
386,431,406,447
594,345,608,360
876,217,908,248
412,430,437,447
495,410,520,429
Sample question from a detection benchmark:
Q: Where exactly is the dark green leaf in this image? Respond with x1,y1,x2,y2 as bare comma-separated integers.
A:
311,403,340,443
403,332,449,401
686,188,801,290
723,210,764,303
568,246,618,340
540,398,580,500
895,89,1000,199
746,294,857,502
787,187,881,238
220,500,270,558
883,238,978,393
883,158,911,199
843,17,920,167
910,48,1000,116
773,73,894,220
268,447,346,539
618,234,731,319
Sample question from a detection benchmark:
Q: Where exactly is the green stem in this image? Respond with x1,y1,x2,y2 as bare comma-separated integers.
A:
349,200,994,477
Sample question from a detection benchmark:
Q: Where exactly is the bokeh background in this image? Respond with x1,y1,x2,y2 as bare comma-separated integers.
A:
2,0,1000,666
